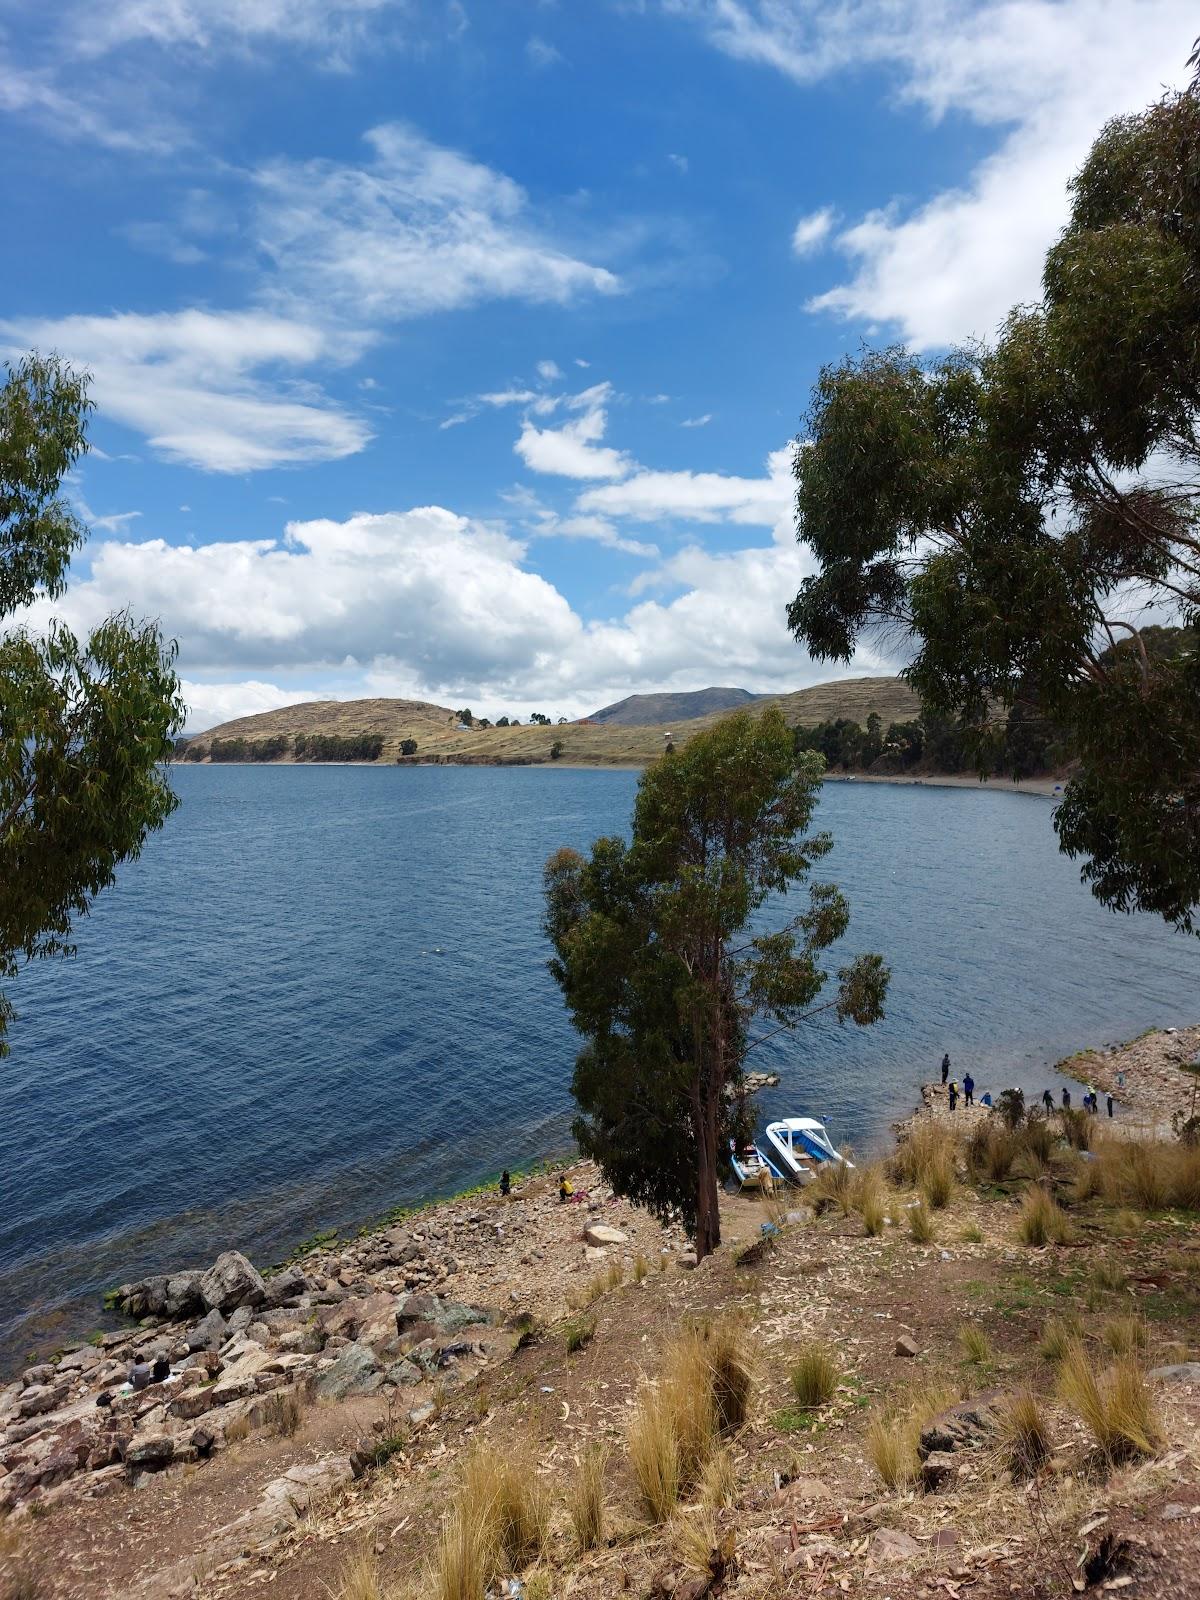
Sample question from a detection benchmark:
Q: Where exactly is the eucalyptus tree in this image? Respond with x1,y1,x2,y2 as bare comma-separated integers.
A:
789,84,1200,932
544,708,888,1258
1,354,184,1054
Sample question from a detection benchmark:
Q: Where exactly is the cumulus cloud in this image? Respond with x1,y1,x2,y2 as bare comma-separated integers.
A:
669,0,1194,348
578,444,792,525
181,677,327,733
0,310,371,473
791,206,835,257
515,404,633,480
537,359,563,381
253,124,621,322
70,0,406,62
526,34,563,68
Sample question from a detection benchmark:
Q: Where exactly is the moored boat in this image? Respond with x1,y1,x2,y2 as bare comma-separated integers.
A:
729,1141,779,1190
763,1116,851,1184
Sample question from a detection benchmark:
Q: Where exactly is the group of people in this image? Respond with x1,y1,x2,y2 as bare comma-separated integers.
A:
940,1054,982,1112
939,1051,1120,1121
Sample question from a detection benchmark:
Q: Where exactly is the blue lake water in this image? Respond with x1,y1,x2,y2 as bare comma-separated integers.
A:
1,764,1197,1366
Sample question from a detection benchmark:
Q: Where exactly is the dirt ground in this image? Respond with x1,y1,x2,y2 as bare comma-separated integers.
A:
5,1137,1199,1600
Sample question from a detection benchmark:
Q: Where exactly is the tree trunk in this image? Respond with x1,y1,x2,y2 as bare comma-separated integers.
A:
693,1077,722,1260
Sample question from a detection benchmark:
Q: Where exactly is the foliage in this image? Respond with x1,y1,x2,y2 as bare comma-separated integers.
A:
1057,1343,1163,1462
399,738,418,757
543,708,888,1255
789,1342,839,1408
205,734,289,762
529,712,551,725
550,739,564,760
1,354,183,1054
789,89,1200,931
996,1088,1026,1129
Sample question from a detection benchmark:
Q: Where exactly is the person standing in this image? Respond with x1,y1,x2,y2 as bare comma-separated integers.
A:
1062,1087,1071,1110
962,1071,975,1107
941,1053,951,1085
1106,1094,1114,1118
499,1169,511,1196
1042,1089,1054,1114
948,1080,959,1111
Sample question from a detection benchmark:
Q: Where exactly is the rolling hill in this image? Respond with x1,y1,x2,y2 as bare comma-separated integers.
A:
585,687,759,726
184,675,921,767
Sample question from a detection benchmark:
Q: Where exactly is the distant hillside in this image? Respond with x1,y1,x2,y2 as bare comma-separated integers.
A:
182,676,920,767
585,687,758,726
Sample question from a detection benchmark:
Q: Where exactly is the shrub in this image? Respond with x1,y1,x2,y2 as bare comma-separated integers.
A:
633,1254,650,1283
979,1127,1018,1182
1020,1120,1059,1165
908,1203,934,1243
958,1324,992,1365
997,1088,1026,1128
565,1315,596,1354
1001,1391,1051,1478
1018,1187,1072,1245
789,1343,839,1410
1057,1344,1163,1462
960,1221,984,1243
1060,1108,1094,1151
431,1504,490,1600
460,1446,550,1572
892,1123,959,1190
566,1445,608,1551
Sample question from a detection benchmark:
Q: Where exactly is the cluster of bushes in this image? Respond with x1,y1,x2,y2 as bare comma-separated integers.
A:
292,733,384,762
794,704,1066,780
185,735,290,762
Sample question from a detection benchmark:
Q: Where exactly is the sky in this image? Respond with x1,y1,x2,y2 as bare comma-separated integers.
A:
2,0,1194,731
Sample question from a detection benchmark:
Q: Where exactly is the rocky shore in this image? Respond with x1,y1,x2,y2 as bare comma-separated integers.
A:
0,1165,679,1541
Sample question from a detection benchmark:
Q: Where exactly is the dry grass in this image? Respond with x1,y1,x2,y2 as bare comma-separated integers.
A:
1057,1343,1163,1463
810,1158,854,1215
262,1387,306,1438
865,1382,956,1491
1017,1186,1073,1245
1000,1390,1051,1479
958,1324,992,1365
1091,1138,1200,1211
628,1383,682,1523
699,1446,737,1509
892,1121,959,1186
960,1220,984,1243
671,1506,720,1576
1101,1316,1148,1359
704,1320,754,1434
789,1343,839,1409
1038,1314,1084,1365
633,1254,650,1282
223,1414,252,1444
921,1151,956,1210
973,1125,1018,1182
566,1445,608,1552
908,1202,934,1243
430,1504,490,1600
334,1545,397,1600
459,1446,550,1573
1092,1260,1128,1293
858,1178,887,1237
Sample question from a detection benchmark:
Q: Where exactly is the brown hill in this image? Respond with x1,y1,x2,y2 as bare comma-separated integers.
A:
585,687,759,725
185,675,920,767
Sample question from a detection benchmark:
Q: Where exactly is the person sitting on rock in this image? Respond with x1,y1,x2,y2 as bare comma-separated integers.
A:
151,1353,170,1383
559,1175,573,1203
129,1358,153,1391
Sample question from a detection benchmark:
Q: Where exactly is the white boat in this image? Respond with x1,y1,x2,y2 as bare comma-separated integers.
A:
764,1117,852,1184
729,1142,780,1191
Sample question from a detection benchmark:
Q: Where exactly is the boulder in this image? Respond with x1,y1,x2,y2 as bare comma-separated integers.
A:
200,1251,266,1313
395,1293,487,1336
18,1384,67,1419
261,1265,308,1307
894,1335,919,1359
872,1529,921,1562
583,1223,629,1248
21,1364,55,1388
125,1434,174,1470
164,1270,206,1318
315,1341,383,1400
1149,1363,1200,1384
168,1388,214,1421
384,1358,422,1387
277,1326,325,1356
186,1308,228,1351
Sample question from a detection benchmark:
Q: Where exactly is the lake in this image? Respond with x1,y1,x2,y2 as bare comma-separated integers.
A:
1,764,1197,1367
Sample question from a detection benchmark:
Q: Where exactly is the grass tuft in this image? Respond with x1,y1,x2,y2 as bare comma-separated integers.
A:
865,1381,956,1491
789,1343,839,1410
633,1254,650,1283
628,1383,681,1523
430,1505,490,1600
698,1445,737,1509
957,1324,992,1365
1017,1186,1072,1245
908,1203,934,1243
566,1445,608,1552
564,1314,596,1354
1038,1314,1083,1365
1101,1316,1148,1359
336,1546,397,1600
671,1506,720,1577
1000,1390,1051,1479
1057,1343,1163,1463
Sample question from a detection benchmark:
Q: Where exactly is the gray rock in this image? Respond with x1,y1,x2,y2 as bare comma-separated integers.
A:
277,1326,324,1355
919,1394,1004,1458
169,1388,214,1421
583,1223,629,1247
186,1308,228,1352
56,1345,102,1374
1149,1363,1200,1384
17,1384,67,1418
227,1307,254,1334
261,1264,308,1307
315,1341,383,1400
164,1270,205,1318
21,1363,56,1388
384,1358,423,1387
894,1335,919,1358
872,1529,921,1562
408,1402,436,1427
125,1435,174,1469
200,1251,267,1313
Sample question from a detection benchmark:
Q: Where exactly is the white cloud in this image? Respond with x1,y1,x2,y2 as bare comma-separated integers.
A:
253,123,620,322
515,404,632,480
0,310,371,473
181,677,327,733
578,444,792,525
526,34,563,68
680,413,712,428
667,152,689,174
71,0,406,62
791,206,835,257
670,1,1194,348
537,359,563,381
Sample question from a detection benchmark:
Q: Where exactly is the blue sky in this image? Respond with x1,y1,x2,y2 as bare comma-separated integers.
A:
2,0,1192,729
